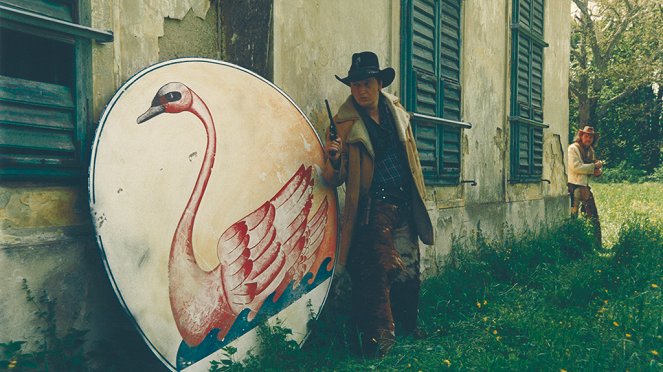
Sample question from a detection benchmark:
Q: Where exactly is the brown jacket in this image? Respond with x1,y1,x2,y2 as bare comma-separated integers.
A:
322,92,434,266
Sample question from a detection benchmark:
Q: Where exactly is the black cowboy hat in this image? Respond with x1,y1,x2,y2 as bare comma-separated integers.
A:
335,51,395,87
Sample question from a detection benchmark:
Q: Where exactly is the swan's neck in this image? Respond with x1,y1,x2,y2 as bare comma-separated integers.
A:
171,94,216,266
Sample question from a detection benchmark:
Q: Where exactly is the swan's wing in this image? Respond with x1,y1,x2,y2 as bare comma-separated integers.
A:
217,201,285,315
216,165,316,316
270,165,315,270
298,196,329,283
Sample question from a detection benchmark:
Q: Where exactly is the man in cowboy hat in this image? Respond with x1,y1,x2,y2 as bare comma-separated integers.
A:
322,51,434,357
567,125,603,245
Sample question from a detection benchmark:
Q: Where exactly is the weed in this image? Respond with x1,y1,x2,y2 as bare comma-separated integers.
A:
0,279,89,371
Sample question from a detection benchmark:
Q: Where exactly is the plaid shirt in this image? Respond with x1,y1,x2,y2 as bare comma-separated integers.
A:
352,95,410,194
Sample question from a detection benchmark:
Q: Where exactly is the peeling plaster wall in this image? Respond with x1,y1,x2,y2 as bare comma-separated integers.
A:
90,0,212,121
272,0,400,138
159,4,221,61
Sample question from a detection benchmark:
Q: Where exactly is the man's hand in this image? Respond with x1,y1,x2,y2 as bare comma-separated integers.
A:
593,160,603,177
325,131,342,168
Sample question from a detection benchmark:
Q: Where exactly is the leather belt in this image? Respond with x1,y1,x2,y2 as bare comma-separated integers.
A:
372,186,409,207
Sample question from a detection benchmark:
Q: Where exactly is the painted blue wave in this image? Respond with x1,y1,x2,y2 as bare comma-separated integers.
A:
176,257,333,370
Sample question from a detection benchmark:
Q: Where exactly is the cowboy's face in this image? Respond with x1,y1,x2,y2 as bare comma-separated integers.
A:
350,77,382,110
580,133,595,146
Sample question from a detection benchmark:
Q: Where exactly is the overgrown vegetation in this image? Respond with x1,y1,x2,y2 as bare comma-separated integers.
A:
212,215,662,371
593,182,663,247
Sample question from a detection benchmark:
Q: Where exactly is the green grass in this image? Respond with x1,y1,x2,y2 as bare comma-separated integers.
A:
593,182,663,248
211,183,663,371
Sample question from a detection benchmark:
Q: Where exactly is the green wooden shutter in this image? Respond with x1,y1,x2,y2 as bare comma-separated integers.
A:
439,0,462,183
411,0,438,116
0,75,80,175
414,122,438,176
440,125,461,183
510,0,547,181
403,0,466,185
0,1,111,178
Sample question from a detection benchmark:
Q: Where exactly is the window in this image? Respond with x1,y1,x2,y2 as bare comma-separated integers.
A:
509,0,548,182
0,0,111,178
401,0,470,185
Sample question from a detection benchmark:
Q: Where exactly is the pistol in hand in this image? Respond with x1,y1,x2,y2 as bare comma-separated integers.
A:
324,99,339,159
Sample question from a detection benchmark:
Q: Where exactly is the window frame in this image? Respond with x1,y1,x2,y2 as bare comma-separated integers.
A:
0,1,112,179
401,0,470,186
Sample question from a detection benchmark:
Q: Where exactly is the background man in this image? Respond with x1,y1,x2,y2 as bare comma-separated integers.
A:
323,51,434,357
567,125,603,245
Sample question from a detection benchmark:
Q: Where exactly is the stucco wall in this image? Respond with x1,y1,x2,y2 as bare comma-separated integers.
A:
272,0,401,138
90,0,212,121
428,0,571,274
159,3,221,61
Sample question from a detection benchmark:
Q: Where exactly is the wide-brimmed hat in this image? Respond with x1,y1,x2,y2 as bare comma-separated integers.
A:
578,126,600,138
335,51,395,87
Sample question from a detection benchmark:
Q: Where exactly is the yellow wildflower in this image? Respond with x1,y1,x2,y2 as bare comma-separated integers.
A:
496,336,502,341
483,300,488,305
443,359,451,367
476,301,482,308
604,299,609,304
651,350,659,356
8,359,17,369
493,329,498,335
561,369,568,372
651,283,659,289
625,333,632,338
613,321,620,327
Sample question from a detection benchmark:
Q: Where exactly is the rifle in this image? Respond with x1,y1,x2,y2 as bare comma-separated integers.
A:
324,99,337,141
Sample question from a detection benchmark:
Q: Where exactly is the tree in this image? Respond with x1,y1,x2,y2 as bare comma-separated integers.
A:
570,0,662,173
570,0,662,130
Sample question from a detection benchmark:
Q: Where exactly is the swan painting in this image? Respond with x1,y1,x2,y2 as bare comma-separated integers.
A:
89,59,338,371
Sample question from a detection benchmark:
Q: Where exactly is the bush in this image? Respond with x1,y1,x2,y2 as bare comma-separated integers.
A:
596,161,648,183
644,164,663,182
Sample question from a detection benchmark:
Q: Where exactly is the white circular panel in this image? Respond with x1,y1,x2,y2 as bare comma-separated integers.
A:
89,58,338,371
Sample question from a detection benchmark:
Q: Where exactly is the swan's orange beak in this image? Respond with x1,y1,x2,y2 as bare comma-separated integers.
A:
137,105,165,124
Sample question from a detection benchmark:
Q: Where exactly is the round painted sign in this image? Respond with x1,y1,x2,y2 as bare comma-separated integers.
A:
89,58,338,371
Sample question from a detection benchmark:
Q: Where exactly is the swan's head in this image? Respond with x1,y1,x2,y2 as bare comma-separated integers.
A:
137,82,194,124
